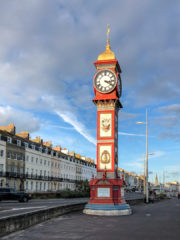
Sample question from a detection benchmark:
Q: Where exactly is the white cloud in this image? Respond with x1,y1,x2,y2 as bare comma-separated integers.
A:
119,112,138,121
56,110,96,145
0,0,180,112
0,105,40,133
157,104,180,114
47,124,74,130
159,132,180,141
124,150,166,172
148,151,166,159
165,165,180,172
118,131,145,137
125,161,144,170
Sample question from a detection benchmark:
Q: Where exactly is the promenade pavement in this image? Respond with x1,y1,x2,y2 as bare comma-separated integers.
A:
1,198,180,240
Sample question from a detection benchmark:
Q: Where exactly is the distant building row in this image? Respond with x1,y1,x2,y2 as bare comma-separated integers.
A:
118,168,144,191
0,124,96,192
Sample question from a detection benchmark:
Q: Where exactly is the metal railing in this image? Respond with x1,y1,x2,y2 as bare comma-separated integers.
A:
0,171,82,184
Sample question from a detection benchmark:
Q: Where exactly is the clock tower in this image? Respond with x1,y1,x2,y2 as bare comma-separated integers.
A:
84,26,132,215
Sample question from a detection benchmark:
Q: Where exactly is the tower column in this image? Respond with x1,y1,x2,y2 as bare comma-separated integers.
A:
83,26,132,216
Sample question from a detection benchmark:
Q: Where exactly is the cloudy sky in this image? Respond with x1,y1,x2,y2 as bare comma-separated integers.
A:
0,0,180,183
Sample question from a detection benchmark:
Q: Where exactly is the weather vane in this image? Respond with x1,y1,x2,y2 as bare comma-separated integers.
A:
107,24,110,46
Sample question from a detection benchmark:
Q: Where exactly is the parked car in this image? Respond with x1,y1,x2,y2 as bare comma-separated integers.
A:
178,193,180,199
0,187,31,202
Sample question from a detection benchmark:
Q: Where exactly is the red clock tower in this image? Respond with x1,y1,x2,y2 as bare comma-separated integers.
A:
84,26,132,215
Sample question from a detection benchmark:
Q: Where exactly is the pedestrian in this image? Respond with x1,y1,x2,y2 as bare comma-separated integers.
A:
149,191,155,203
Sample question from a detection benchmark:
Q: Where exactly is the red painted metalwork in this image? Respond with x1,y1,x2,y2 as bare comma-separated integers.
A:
89,56,125,205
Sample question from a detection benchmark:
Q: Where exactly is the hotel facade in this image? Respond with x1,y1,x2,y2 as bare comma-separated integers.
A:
0,124,96,192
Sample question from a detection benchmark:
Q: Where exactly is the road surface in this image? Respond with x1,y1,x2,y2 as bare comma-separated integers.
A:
1,198,180,240
0,198,88,219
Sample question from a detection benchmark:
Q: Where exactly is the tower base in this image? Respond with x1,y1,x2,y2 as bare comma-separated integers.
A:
83,177,132,216
83,203,132,216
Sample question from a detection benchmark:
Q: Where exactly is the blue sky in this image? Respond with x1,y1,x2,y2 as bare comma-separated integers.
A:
0,0,180,183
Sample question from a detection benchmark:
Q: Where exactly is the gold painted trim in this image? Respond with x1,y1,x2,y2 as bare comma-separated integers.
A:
99,144,112,170
97,139,114,143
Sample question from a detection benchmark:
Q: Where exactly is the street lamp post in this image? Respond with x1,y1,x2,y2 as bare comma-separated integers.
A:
146,109,148,203
137,109,149,203
143,153,146,195
143,152,154,197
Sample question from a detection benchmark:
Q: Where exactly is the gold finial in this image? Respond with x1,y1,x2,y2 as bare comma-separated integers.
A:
97,24,116,61
107,24,110,48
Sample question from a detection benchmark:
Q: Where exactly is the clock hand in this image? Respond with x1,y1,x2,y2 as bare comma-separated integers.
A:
104,80,113,86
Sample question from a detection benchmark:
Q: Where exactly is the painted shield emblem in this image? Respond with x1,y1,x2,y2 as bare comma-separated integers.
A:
101,118,110,132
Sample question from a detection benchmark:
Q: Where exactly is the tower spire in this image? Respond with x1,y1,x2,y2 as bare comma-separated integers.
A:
97,25,116,61
155,173,159,186
106,24,110,49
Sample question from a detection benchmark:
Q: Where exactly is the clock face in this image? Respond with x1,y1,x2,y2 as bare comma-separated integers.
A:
94,69,117,93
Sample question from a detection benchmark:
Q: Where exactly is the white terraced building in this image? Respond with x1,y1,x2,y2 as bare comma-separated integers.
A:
0,139,6,187
25,146,52,192
0,124,97,193
24,144,96,193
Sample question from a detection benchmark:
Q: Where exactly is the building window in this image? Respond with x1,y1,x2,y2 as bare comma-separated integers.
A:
40,170,42,176
20,167,23,176
40,159,42,164
31,145,35,150
40,182,42,191
24,142,28,148
26,181,28,191
36,182,38,191
44,160,46,165
20,153,23,160
31,182,33,191
7,152,11,159
31,157,34,163
0,164,3,172
26,155,29,161
14,153,17,160
44,170,46,176
17,140,21,146
14,166,17,176
44,182,46,191
36,158,38,164
39,146,42,152
14,180,17,190
7,137,12,143
0,150,4,157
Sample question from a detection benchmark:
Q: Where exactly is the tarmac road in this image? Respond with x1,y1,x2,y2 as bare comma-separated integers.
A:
0,192,143,219
0,198,88,219
1,198,180,240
